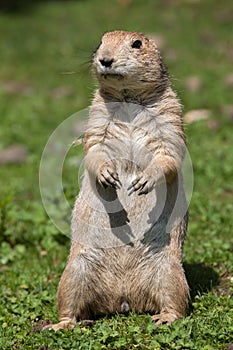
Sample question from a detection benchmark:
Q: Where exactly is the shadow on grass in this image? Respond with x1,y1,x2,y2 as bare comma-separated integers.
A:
184,262,219,301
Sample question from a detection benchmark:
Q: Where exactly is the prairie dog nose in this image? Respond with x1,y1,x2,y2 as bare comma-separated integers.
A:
99,58,114,67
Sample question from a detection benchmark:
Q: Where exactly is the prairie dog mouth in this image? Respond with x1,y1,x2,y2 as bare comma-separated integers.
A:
95,64,125,79
101,72,124,79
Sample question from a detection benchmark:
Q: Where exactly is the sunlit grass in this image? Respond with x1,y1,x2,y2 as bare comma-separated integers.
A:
0,1,233,349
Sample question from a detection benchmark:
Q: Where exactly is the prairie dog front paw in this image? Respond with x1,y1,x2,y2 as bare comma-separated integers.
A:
128,168,159,195
97,162,121,189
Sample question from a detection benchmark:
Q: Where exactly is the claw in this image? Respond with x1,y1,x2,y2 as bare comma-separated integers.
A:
128,176,142,189
98,166,121,189
128,187,135,196
108,170,121,185
81,319,94,327
151,312,178,326
138,183,148,195
42,321,75,331
128,174,148,195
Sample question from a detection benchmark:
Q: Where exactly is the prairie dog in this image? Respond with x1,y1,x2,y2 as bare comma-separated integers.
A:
46,30,189,331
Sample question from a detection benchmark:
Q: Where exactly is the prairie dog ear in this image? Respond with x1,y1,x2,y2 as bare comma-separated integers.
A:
147,37,158,51
158,54,168,75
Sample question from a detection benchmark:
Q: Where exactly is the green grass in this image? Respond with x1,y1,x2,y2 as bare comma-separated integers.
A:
0,0,233,349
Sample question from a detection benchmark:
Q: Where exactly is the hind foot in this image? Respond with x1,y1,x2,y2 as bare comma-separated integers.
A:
151,312,180,326
42,318,76,332
81,319,95,327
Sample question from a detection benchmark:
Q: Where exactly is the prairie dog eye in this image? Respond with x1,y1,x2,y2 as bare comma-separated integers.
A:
131,40,142,49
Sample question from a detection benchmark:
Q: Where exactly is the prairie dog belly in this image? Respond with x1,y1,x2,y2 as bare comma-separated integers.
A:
71,164,168,249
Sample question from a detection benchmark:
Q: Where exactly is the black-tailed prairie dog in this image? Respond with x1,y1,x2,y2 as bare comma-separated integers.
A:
45,30,190,331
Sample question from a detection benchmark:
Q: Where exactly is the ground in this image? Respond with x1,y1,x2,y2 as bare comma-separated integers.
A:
0,0,233,349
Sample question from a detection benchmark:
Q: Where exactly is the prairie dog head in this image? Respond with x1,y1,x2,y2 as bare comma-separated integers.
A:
93,30,167,93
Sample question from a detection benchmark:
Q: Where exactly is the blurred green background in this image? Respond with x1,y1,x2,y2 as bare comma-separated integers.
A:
0,1,232,349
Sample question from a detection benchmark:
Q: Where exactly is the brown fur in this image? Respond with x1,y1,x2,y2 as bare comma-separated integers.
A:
44,31,190,331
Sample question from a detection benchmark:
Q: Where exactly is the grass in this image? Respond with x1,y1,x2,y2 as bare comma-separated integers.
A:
0,0,233,349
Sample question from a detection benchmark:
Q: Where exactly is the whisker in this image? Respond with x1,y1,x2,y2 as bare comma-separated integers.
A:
55,45,95,78
60,71,78,75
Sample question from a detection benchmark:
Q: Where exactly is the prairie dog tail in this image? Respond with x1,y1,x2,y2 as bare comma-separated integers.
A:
121,300,130,313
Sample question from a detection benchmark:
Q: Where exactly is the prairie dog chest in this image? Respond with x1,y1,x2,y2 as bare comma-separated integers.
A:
103,102,159,168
